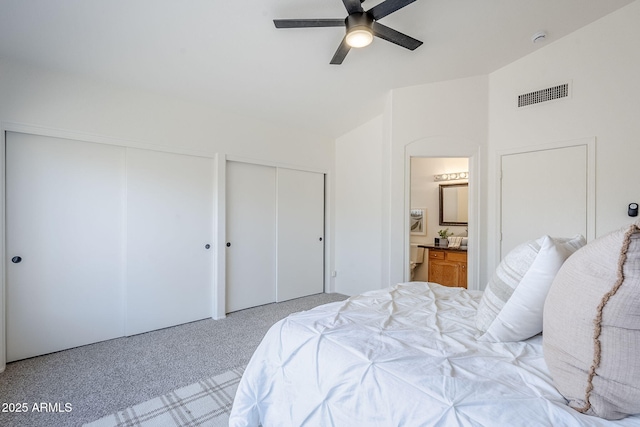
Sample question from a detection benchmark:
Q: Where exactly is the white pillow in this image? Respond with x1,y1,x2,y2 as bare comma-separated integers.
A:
476,234,585,342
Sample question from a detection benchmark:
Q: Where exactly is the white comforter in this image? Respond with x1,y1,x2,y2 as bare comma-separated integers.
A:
230,282,640,426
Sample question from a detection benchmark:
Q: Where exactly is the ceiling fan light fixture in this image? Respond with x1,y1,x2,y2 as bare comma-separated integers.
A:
274,0,423,64
344,12,374,48
346,27,373,48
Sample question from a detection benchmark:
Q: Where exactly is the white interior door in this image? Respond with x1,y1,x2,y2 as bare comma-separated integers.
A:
276,168,324,301
226,161,276,312
501,145,588,257
6,132,125,362
125,148,214,336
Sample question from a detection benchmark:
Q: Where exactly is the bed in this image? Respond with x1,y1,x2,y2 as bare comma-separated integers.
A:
230,225,640,426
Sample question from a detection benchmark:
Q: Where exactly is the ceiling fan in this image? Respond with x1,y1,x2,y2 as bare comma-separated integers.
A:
273,0,423,65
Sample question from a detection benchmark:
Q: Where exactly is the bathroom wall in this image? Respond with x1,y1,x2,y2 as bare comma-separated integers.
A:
410,157,469,246
410,157,469,282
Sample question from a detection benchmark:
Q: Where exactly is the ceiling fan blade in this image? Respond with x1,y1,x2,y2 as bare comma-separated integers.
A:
342,0,364,14
274,19,345,28
372,22,422,50
368,0,417,21
330,37,351,65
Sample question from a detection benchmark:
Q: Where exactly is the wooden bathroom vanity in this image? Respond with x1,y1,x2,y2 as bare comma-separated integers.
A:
420,245,467,288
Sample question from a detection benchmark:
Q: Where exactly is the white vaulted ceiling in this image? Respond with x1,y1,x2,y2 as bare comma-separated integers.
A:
0,0,634,138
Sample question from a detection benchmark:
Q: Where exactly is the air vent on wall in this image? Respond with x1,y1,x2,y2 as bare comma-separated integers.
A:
518,83,569,107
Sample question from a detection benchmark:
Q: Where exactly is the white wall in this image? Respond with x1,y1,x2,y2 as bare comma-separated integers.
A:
0,58,333,167
333,115,383,295
487,0,640,270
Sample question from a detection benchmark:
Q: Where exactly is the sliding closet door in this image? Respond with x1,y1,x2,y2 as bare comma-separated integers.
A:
6,132,125,362
226,163,325,312
276,168,324,301
226,161,276,312
126,148,213,336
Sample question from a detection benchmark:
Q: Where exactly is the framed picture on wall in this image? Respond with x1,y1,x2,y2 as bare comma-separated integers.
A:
410,208,426,235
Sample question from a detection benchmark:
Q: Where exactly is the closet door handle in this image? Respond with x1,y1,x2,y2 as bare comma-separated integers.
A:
226,242,231,247
11,256,22,264
319,237,323,241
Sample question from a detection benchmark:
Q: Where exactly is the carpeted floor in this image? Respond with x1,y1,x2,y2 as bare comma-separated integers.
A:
0,292,347,427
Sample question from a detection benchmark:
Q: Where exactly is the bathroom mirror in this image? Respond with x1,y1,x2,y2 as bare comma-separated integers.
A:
439,183,468,226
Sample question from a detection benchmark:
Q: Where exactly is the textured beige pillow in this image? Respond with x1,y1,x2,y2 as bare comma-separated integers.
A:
543,222,640,420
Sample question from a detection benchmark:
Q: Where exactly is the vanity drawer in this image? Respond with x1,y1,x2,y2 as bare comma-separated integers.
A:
429,250,445,260
446,252,467,263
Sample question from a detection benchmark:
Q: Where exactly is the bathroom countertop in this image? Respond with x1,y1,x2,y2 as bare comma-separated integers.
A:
418,244,467,251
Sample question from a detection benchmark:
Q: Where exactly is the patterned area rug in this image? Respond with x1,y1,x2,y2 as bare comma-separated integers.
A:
84,366,244,427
